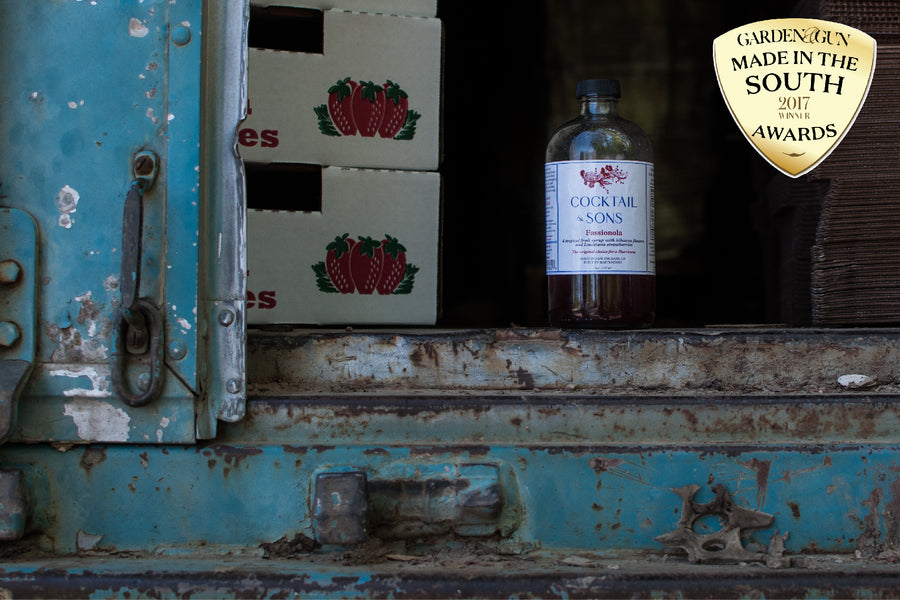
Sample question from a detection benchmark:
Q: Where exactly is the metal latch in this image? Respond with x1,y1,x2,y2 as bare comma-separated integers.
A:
312,463,516,546
313,469,369,545
110,151,165,407
0,205,37,443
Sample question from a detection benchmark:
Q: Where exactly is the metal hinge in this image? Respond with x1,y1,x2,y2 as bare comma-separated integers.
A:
0,206,37,443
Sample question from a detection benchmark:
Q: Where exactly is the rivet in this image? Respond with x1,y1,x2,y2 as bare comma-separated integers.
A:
172,26,192,46
167,340,187,361
0,260,21,285
226,378,242,394
0,322,21,349
218,309,235,327
136,372,152,392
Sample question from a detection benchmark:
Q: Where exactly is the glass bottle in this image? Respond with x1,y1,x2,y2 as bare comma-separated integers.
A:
544,78,655,328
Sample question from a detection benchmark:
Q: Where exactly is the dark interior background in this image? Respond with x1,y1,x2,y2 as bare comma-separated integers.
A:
437,0,793,328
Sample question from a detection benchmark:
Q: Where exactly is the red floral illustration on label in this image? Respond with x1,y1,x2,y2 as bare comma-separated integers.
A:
312,233,418,295
315,77,420,140
580,165,627,192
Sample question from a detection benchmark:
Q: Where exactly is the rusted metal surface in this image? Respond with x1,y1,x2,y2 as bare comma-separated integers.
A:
5,319,900,596
4,441,900,557
247,328,900,396
219,393,900,446
3,554,900,598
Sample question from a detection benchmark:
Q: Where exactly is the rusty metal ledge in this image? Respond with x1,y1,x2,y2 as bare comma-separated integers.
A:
247,327,900,396
2,555,900,599
221,392,900,446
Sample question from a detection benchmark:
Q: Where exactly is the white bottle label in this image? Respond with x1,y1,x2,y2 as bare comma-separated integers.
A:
545,160,655,275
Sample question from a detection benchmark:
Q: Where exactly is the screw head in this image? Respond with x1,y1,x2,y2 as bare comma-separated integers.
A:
218,309,235,327
134,155,154,176
167,340,188,361
226,378,242,394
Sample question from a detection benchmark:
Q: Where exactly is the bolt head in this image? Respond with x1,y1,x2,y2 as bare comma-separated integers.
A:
0,260,21,285
0,321,21,349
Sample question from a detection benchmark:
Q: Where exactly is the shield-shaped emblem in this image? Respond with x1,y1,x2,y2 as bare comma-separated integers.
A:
713,18,876,178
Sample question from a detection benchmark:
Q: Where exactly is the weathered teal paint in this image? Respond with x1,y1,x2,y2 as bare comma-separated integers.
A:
0,0,237,444
0,439,898,556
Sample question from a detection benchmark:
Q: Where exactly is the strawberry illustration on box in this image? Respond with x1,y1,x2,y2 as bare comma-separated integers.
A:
312,233,419,295
314,77,421,140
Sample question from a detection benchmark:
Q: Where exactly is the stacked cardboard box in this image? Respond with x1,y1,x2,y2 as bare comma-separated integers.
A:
753,173,830,325
755,1,900,325
809,44,900,325
794,0,900,45
243,0,442,325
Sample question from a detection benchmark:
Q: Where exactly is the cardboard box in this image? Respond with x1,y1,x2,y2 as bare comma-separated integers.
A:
249,0,437,18
240,9,442,171
247,167,441,325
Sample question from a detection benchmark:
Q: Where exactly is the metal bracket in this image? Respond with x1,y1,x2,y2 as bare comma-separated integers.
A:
0,207,37,443
195,0,249,437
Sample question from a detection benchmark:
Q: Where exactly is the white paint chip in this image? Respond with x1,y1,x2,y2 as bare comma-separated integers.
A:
838,374,876,389
56,185,79,229
51,367,111,398
57,185,79,213
76,530,104,551
129,18,150,38
63,399,131,442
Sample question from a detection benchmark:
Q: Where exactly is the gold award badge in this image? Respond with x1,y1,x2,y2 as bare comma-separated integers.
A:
713,18,876,178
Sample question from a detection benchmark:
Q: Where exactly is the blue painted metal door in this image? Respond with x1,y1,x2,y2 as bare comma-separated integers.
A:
0,1,246,444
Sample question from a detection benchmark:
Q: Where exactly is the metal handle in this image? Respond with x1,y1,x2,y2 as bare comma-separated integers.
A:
110,152,164,406
120,179,144,316
111,299,164,407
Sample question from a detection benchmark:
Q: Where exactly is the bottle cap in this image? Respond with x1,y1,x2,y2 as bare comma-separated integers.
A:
576,79,621,98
